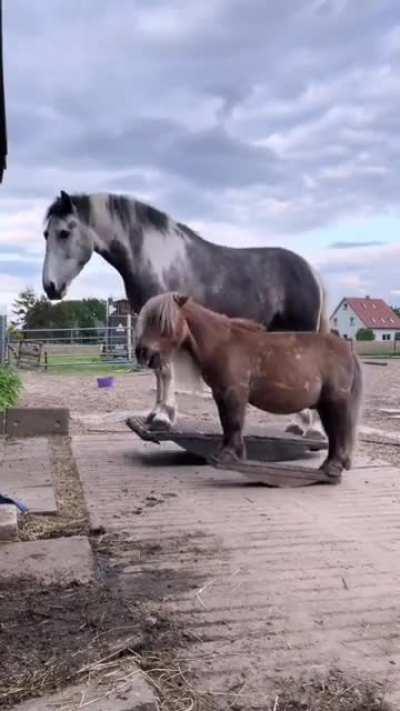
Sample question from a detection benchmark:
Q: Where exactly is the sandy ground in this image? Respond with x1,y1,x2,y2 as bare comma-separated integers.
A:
6,360,400,710
20,358,400,437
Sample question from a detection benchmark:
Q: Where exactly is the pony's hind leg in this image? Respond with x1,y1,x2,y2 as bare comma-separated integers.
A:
146,362,176,429
317,398,357,479
213,388,247,465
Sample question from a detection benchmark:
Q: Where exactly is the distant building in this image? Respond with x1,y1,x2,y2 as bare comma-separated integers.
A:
330,297,400,342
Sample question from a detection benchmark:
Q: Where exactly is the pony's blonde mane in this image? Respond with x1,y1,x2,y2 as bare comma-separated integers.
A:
136,293,181,337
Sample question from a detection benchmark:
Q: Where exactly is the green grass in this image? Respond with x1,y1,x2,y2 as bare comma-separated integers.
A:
359,352,400,359
45,355,140,376
0,366,23,410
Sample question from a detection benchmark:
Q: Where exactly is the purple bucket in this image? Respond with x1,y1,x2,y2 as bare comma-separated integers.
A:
97,376,115,389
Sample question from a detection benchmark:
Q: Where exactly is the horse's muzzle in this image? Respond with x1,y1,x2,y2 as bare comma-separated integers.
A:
135,345,161,370
44,281,66,300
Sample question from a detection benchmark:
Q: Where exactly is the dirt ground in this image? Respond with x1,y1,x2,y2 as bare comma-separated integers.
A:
20,359,400,467
2,361,399,710
19,358,400,428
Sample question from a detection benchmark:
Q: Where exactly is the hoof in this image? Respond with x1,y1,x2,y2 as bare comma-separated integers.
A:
147,405,176,431
319,460,343,481
285,424,305,437
211,448,241,468
304,428,326,442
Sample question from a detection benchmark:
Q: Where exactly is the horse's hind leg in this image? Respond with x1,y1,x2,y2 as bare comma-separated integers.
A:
286,409,325,440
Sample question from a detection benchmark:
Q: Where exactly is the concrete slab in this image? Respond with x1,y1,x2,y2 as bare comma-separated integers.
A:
6,408,69,437
0,437,57,514
0,535,95,584
0,504,18,541
73,433,400,706
13,669,158,711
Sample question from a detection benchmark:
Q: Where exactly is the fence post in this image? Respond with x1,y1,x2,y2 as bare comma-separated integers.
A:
127,313,133,362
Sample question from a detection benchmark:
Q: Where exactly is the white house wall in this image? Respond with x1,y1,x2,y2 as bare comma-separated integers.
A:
372,330,396,342
330,302,399,341
330,304,364,339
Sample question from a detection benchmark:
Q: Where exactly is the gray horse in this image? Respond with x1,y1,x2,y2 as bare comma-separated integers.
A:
42,190,326,433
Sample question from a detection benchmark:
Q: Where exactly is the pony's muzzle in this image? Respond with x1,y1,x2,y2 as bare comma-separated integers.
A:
135,345,161,370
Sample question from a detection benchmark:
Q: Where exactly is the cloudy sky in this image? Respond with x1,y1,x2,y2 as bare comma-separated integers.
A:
1,0,400,314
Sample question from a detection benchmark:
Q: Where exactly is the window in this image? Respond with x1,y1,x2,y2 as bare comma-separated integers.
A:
333,317,338,326
382,334,391,341
350,316,355,326
343,303,348,310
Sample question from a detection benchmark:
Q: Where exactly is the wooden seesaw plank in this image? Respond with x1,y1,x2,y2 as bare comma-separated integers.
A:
209,457,339,487
126,416,334,486
125,415,327,462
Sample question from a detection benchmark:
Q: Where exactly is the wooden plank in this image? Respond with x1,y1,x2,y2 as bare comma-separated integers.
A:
209,457,338,487
126,415,327,463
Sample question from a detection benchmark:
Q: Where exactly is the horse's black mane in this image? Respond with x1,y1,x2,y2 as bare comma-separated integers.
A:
46,192,170,232
46,193,92,223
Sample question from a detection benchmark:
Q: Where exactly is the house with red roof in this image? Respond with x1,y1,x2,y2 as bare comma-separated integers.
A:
330,297,400,342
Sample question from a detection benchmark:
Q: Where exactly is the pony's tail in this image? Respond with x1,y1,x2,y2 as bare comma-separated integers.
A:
345,351,363,468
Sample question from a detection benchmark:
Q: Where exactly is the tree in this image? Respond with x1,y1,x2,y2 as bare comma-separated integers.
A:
11,289,107,341
356,328,375,341
11,287,37,328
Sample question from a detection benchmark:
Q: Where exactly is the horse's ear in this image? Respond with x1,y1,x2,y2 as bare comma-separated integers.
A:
173,294,189,308
60,190,73,212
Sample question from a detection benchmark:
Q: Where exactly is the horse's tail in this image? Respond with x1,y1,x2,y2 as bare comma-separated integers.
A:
316,279,330,334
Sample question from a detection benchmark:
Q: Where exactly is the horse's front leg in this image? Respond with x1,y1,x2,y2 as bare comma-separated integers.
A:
146,361,177,429
213,388,247,465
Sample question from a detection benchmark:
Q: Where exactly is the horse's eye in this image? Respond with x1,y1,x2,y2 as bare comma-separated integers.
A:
59,229,70,239
43,230,48,240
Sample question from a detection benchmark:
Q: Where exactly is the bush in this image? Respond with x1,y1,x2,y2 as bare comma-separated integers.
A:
356,328,375,341
0,366,22,411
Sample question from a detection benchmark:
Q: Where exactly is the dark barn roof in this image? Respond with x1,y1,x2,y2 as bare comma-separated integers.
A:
0,0,7,183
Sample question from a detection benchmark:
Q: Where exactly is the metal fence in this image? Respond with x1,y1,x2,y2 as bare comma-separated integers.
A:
6,313,139,371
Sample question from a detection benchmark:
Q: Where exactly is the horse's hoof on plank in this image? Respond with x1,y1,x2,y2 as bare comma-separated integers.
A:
304,428,326,441
285,424,305,437
149,417,173,431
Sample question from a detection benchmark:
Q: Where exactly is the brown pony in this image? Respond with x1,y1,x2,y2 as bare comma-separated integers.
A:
135,293,363,479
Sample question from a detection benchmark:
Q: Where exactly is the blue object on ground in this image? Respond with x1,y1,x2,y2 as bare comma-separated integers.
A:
97,376,115,388
0,493,29,513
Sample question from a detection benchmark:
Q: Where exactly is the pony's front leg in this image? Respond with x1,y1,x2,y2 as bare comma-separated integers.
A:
146,361,177,429
213,388,247,465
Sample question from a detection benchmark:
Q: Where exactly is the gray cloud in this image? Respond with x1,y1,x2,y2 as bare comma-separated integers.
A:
1,0,400,307
329,240,388,249
3,0,400,230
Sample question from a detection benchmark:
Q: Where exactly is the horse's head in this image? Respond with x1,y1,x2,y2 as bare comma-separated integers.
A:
135,293,189,369
42,191,94,300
